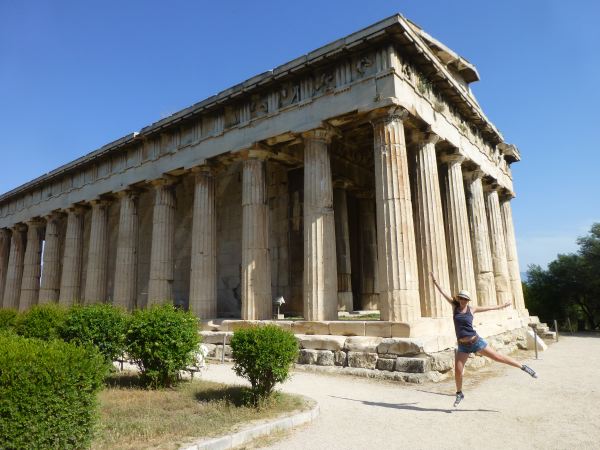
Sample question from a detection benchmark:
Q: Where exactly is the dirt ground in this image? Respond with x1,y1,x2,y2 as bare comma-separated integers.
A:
201,334,600,450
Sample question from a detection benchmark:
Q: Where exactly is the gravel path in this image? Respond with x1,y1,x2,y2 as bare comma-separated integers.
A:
201,335,600,450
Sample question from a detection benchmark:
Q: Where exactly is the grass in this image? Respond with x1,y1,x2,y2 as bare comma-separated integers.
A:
92,373,311,450
339,313,380,321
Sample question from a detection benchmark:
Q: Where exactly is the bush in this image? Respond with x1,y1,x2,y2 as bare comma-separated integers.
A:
230,325,299,406
126,304,200,388
62,304,129,362
0,308,19,331
0,333,108,449
16,303,68,340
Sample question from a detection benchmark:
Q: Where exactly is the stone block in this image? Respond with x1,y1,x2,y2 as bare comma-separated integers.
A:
201,343,216,357
347,351,378,369
376,338,423,356
329,321,365,336
365,322,392,337
298,334,346,351
344,336,382,353
334,351,347,366
292,321,331,335
297,349,318,365
391,319,453,338
272,321,293,332
201,331,232,345
200,319,227,331
526,329,548,351
214,345,232,359
395,357,430,373
376,357,395,371
429,351,454,372
316,350,335,366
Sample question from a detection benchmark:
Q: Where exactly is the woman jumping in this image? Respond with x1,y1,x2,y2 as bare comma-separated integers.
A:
430,272,537,407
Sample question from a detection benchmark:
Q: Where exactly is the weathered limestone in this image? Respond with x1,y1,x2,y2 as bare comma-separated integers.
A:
189,167,217,319
500,194,526,311
59,207,86,306
465,170,497,306
241,157,272,320
357,195,379,310
19,220,45,310
333,186,353,312
0,229,11,306
302,129,338,321
413,131,451,317
441,154,477,304
3,224,26,309
39,213,63,303
485,185,512,306
113,190,139,310
371,109,421,322
84,200,110,304
148,179,176,305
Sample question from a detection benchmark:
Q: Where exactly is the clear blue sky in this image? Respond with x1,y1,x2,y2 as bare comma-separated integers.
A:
1,0,598,270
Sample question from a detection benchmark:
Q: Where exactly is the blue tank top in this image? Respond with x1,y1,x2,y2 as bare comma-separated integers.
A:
453,303,477,339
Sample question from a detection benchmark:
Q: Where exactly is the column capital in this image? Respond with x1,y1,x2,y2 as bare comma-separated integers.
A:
482,178,500,193
301,125,341,143
464,167,485,182
0,228,11,238
89,198,112,209
368,106,410,126
66,204,89,215
411,129,441,146
332,178,353,190
25,218,45,228
43,211,65,222
440,152,466,166
115,188,142,200
11,223,27,233
190,164,216,175
499,188,516,201
150,175,179,188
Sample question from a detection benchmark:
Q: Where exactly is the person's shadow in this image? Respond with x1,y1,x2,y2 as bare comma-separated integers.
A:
329,395,499,414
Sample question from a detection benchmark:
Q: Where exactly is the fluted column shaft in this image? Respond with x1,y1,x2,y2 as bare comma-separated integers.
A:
4,225,26,309
84,200,110,304
443,155,478,305
486,187,512,305
19,220,45,311
59,207,85,306
39,214,63,303
241,159,272,320
333,187,353,312
500,196,526,310
113,191,139,310
413,133,451,318
358,196,379,310
148,180,176,305
303,129,338,321
190,168,217,319
371,110,421,322
465,171,497,306
0,229,10,307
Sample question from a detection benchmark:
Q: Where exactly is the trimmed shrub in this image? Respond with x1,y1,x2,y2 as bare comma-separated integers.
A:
0,333,108,449
61,304,129,362
16,303,68,340
126,304,200,388
0,308,19,331
231,325,299,406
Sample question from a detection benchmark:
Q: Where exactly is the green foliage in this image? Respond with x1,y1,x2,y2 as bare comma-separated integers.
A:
126,304,200,388
0,308,19,331
525,223,600,330
16,303,68,340
0,333,108,450
230,325,299,406
62,304,129,362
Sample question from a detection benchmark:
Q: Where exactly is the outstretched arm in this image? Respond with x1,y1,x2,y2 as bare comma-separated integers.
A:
471,302,511,314
429,272,454,305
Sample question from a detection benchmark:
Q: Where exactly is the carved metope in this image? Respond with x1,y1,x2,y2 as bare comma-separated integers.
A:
39,213,64,304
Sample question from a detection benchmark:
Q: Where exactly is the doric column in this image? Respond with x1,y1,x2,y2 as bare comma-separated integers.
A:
113,190,139,310
190,167,217,319
357,194,379,310
442,154,478,305
3,224,26,309
39,213,63,304
84,199,110,304
333,186,353,312
464,170,497,306
59,206,86,306
241,157,272,320
485,184,512,306
371,108,421,322
413,131,451,318
500,193,526,311
19,219,45,311
148,178,176,305
302,128,338,321
0,229,10,307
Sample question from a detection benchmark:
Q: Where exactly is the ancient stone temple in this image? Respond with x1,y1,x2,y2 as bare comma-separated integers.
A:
0,15,530,366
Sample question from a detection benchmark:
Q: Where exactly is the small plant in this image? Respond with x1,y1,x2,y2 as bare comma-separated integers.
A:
0,333,108,449
230,325,299,407
126,304,200,388
62,304,129,363
16,303,67,340
417,75,432,95
0,308,19,331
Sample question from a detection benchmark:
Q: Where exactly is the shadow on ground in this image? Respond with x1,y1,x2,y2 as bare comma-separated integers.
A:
329,395,499,414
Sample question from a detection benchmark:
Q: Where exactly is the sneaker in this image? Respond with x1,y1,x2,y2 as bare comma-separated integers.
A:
453,391,464,407
521,364,538,378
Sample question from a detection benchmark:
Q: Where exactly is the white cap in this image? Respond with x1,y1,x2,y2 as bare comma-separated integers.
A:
457,290,471,301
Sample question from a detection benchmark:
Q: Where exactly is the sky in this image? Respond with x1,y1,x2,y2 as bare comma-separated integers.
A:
0,0,598,270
